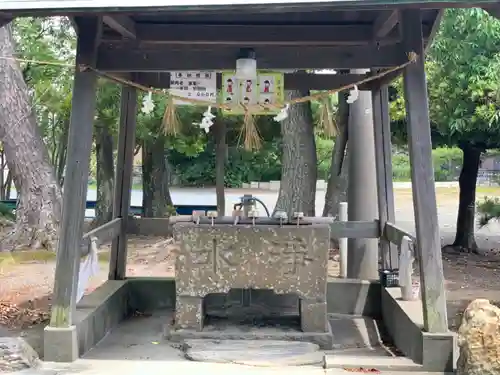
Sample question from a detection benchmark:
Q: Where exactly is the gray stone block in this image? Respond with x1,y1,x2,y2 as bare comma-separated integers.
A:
173,224,331,342
422,332,455,373
381,287,456,373
44,325,78,362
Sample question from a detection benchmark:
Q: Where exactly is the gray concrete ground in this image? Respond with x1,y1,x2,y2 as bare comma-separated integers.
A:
10,310,450,375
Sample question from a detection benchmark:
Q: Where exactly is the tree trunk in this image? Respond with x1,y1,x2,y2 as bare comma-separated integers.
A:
0,149,5,200
323,91,349,218
0,25,62,251
92,122,114,228
274,90,317,217
55,118,69,186
5,170,12,200
452,143,482,253
214,118,226,216
142,137,173,218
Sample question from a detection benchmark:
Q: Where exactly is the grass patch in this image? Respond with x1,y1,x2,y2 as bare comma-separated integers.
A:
476,186,500,196
393,186,500,207
0,250,111,265
395,186,500,197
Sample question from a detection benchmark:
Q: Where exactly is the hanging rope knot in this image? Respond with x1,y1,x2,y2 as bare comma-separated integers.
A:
78,64,90,72
407,51,418,63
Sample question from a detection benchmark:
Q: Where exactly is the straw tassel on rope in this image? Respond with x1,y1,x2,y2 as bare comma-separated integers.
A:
242,108,262,150
318,96,338,138
162,94,181,135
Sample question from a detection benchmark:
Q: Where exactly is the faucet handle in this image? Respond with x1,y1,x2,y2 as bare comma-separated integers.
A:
248,210,259,218
293,212,304,219
274,211,288,220
207,211,218,218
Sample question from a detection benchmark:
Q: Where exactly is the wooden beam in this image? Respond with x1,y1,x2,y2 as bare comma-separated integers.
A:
109,83,138,280
97,43,409,71
483,4,500,19
135,72,377,92
424,9,443,52
102,23,394,46
361,68,402,90
373,10,399,38
401,9,448,333
331,220,380,239
50,16,101,329
371,84,398,270
0,1,498,17
0,16,13,28
103,15,136,39
384,222,415,246
67,16,79,33
81,218,122,253
126,216,379,239
127,216,193,237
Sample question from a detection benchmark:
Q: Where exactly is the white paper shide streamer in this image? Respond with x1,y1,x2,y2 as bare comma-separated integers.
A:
347,85,359,104
76,237,99,303
141,91,155,114
273,104,290,122
197,106,216,133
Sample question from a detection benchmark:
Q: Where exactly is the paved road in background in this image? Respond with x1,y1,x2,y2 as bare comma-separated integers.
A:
10,181,500,249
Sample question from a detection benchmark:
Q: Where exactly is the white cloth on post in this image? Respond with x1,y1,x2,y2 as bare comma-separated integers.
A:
76,236,99,303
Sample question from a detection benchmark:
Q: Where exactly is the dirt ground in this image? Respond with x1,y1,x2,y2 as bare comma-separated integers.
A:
2,235,500,333
1,187,500,349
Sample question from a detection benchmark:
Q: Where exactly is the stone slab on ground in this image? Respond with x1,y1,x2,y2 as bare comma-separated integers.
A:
0,336,39,372
166,321,334,350
182,339,324,366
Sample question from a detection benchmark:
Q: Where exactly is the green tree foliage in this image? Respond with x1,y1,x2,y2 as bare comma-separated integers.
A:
13,18,75,184
388,9,500,251
428,8,500,148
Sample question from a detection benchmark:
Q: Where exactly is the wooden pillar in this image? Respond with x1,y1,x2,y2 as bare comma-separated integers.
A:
48,17,100,328
109,84,138,280
371,84,398,270
401,10,448,333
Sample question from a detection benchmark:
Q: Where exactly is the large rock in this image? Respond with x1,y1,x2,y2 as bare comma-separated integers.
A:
0,337,39,372
457,299,500,375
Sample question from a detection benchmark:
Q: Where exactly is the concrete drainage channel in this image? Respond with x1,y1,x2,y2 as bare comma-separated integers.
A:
38,279,456,373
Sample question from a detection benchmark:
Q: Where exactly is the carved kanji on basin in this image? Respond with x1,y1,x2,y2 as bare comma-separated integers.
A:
173,224,330,335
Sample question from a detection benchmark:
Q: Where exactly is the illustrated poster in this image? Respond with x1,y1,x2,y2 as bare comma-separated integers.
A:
221,71,284,115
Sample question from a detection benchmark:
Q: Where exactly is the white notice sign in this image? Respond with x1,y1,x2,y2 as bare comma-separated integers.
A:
169,71,217,105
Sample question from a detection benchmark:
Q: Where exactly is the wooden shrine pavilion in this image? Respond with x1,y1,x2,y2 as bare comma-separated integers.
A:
1,0,499,370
